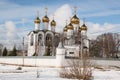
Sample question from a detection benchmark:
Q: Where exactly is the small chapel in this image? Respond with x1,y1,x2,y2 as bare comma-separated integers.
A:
27,7,89,57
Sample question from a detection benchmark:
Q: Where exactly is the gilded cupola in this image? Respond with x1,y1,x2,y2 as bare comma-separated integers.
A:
64,25,68,32
71,14,80,24
42,7,49,23
81,24,87,31
67,23,74,30
34,17,41,24
51,20,56,26
42,15,49,23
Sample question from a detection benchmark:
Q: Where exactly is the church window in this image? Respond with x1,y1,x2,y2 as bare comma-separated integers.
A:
46,34,52,46
30,34,34,46
38,34,43,46
69,52,74,54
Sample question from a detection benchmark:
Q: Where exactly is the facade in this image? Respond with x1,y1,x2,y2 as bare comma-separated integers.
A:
27,11,59,56
63,9,89,57
27,8,89,57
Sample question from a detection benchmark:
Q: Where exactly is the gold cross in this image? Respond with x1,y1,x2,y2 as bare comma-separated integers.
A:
45,7,48,15
74,6,77,14
83,18,85,24
53,14,55,19
37,10,39,17
66,20,68,25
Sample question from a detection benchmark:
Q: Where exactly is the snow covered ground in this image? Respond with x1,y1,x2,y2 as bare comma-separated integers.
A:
0,64,120,80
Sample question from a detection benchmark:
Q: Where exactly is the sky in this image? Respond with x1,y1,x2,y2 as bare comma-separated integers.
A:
0,0,120,47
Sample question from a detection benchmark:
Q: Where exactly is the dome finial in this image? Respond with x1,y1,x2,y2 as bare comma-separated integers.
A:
42,7,49,23
66,20,68,25
53,14,55,20
34,10,40,24
45,7,48,15
81,18,87,31
83,18,85,24
74,6,77,14
37,10,39,17
50,14,56,26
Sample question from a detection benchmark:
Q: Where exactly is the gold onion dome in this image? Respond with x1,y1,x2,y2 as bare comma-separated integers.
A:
81,24,87,31
51,19,56,26
67,23,74,30
71,14,80,24
42,15,49,23
34,17,40,23
63,25,68,32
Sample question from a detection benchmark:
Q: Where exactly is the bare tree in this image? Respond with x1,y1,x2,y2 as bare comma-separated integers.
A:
90,33,120,58
60,52,93,80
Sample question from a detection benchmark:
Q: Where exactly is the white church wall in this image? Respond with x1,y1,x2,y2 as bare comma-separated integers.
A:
72,24,79,33
28,46,35,56
0,57,120,67
65,45,79,57
35,23,40,30
43,22,49,30
67,29,73,39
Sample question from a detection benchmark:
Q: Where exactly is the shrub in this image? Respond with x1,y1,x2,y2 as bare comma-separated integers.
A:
60,54,93,80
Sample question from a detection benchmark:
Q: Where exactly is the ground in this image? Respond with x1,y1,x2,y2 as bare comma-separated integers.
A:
0,64,120,80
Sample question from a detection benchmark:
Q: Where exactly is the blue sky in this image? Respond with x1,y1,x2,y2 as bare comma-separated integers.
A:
0,0,120,46
0,0,120,24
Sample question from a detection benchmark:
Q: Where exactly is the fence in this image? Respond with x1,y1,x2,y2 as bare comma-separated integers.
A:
0,56,120,67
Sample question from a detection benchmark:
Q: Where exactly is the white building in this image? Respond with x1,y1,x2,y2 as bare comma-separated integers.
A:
27,8,89,57
63,9,89,57
27,10,59,56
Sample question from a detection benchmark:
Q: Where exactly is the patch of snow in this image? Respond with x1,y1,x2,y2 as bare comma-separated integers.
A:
0,64,120,80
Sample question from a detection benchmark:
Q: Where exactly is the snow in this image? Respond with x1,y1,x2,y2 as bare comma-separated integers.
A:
0,64,120,80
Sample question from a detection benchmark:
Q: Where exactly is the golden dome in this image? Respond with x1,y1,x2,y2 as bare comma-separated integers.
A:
71,14,80,24
51,20,56,26
78,26,81,32
81,24,87,31
67,23,74,30
63,25,68,32
34,17,40,23
42,15,49,23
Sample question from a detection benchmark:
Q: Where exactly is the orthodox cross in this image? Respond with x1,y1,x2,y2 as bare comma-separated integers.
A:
74,6,77,14
45,7,48,15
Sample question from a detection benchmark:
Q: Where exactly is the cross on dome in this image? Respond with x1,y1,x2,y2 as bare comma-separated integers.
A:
53,14,55,20
37,10,39,17
74,6,77,14
83,18,85,24
66,20,68,25
45,7,48,15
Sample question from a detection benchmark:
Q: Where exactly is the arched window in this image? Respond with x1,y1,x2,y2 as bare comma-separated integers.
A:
54,36,60,47
38,34,43,46
30,34,34,46
46,34,52,46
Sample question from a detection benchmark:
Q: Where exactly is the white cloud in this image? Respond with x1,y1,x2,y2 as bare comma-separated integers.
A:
49,4,72,32
5,21,16,38
87,22,120,39
0,21,20,41
5,21,16,32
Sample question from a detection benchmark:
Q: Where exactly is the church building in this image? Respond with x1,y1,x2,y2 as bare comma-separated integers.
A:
63,7,89,57
27,7,89,57
27,9,59,56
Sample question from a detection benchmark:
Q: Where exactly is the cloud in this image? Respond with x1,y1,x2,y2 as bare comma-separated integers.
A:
87,22,120,39
5,21,16,37
0,21,20,41
49,4,72,32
